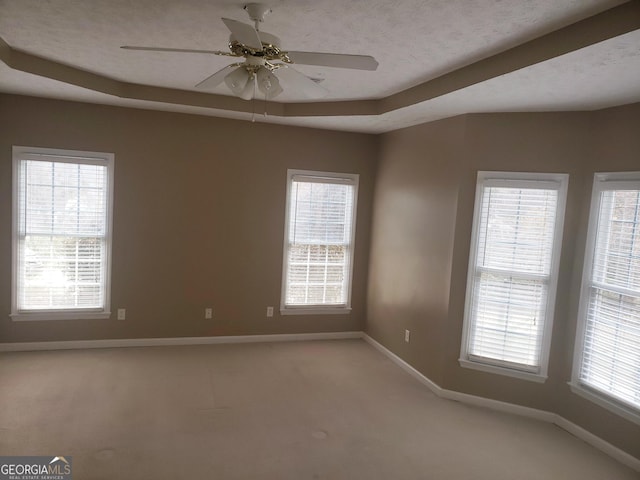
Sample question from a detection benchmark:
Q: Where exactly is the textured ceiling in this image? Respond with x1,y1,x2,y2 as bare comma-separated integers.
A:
0,0,639,132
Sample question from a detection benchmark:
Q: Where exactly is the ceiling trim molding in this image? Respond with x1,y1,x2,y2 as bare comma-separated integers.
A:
1,1,639,119
380,0,640,112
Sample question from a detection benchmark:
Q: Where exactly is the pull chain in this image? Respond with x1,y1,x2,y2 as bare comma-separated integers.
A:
264,90,268,118
251,78,257,123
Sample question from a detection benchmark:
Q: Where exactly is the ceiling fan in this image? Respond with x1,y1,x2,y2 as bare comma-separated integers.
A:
121,3,378,101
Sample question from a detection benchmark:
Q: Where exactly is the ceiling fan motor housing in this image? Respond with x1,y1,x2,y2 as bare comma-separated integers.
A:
228,30,284,60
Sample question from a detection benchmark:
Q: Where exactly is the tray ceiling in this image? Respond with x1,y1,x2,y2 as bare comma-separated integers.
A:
0,0,639,133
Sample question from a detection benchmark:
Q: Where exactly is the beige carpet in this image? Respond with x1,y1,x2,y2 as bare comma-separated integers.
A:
0,339,637,479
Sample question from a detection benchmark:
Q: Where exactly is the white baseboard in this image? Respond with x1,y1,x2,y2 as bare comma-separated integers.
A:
439,389,556,423
362,333,640,473
0,331,364,352
363,331,444,395
553,415,640,472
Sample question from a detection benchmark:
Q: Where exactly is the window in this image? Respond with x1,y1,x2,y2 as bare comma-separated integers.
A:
281,170,358,315
459,172,568,381
571,172,640,424
11,146,114,321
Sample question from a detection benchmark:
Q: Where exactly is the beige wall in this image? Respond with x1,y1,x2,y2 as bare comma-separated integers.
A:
367,116,465,385
367,105,640,458
0,94,377,342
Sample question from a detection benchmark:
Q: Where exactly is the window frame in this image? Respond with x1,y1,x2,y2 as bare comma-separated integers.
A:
459,171,569,382
11,146,115,321
570,171,640,426
280,169,359,316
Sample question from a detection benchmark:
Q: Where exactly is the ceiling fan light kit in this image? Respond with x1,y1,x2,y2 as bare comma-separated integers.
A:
121,3,378,101
256,67,283,98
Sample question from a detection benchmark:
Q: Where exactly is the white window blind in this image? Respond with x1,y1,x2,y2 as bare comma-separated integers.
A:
574,176,640,416
461,172,567,379
281,171,358,313
12,147,113,319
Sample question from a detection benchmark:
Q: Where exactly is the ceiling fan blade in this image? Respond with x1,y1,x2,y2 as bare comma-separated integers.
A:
221,18,262,50
195,64,238,90
274,66,328,99
121,46,232,56
286,51,378,71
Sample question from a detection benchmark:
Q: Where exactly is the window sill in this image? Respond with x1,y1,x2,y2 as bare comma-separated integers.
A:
280,306,352,316
459,358,547,383
569,382,640,426
10,311,111,322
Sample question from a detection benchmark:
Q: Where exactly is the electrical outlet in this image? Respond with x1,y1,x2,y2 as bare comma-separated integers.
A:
117,308,126,321
205,308,213,319
404,329,410,343
266,306,274,317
